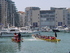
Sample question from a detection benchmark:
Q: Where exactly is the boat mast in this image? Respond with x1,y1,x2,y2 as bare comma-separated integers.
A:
7,24,9,29
13,14,15,26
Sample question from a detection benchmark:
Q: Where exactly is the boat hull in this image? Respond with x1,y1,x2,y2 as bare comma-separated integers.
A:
12,38,23,42
39,38,61,42
52,29,60,32
32,35,61,42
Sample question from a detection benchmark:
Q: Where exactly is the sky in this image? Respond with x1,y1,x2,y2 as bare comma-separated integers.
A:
12,0,70,12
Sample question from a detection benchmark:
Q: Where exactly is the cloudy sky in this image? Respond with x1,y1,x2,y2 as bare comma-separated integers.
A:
12,0,70,11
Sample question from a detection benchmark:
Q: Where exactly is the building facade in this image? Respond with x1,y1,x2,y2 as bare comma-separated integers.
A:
0,0,19,28
67,8,70,27
0,0,7,27
51,7,67,27
25,7,40,28
40,10,55,29
18,11,25,27
25,7,69,29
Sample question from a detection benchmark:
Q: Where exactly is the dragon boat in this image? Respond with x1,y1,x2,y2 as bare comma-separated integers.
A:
32,34,61,42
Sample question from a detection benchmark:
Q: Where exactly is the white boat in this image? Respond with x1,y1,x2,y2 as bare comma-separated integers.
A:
52,26,69,32
0,26,20,34
19,26,40,34
0,26,40,37
0,28,9,33
41,26,52,32
65,27,70,33
8,26,20,33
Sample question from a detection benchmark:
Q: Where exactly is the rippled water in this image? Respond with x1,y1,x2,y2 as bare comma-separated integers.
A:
0,32,70,53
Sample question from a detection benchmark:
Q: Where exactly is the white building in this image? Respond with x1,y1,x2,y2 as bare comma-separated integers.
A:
25,7,40,28
18,11,25,27
40,10,55,29
25,7,69,29
52,7,67,27
40,7,67,29
67,8,70,27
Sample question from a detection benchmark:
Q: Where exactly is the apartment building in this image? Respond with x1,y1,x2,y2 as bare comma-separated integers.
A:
0,0,8,27
40,7,68,29
67,8,70,27
25,7,40,28
18,11,25,27
25,7,68,29
51,7,67,27
0,4,1,24
0,0,19,27
40,10,55,29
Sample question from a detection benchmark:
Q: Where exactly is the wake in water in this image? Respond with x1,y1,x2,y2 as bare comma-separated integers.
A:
23,38,43,41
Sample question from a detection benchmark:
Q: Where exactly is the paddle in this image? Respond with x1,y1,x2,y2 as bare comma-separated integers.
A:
54,32,57,37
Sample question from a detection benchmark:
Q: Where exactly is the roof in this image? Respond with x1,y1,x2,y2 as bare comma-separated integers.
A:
18,11,25,14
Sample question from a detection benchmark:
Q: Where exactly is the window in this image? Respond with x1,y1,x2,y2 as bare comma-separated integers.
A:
58,22,62,26
33,22,38,27
50,15,55,17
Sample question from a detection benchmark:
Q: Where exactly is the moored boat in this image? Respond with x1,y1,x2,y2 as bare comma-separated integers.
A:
0,26,20,34
32,34,61,42
52,26,69,32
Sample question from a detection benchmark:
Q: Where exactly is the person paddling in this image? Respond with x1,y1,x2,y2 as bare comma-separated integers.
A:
18,33,21,40
14,33,18,41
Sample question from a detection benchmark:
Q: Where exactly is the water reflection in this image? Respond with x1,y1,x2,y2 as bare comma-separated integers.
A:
17,42,21,51
0,40,16,53
0,37,22,53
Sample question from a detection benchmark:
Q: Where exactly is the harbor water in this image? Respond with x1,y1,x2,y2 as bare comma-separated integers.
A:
0,32,70,53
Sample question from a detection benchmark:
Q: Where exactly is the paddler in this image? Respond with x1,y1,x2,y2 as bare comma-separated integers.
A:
14,33,18,41
18,33,21,40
